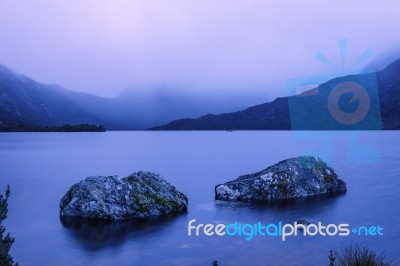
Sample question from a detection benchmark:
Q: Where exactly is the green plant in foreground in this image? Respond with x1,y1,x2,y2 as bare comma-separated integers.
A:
0,185,17,266
330,244,391,266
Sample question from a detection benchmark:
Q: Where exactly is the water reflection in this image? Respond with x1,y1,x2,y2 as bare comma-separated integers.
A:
60,214,186,251
215,193,345,209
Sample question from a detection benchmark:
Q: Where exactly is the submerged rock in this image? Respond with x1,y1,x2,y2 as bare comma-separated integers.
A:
295,218,318,231
296,218,313,226
215,156,346,202
60,171,188,220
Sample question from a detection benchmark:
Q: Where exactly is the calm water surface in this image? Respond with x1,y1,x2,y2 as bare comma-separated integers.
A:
0,131,399,265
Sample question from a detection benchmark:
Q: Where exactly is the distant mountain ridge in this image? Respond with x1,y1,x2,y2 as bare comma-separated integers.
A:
1,60,400,131
150,59,400,130
0,64,267,130
0,64,122,129
150,97,291,130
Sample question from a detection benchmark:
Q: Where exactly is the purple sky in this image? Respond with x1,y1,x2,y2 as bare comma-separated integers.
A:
0,1,399,98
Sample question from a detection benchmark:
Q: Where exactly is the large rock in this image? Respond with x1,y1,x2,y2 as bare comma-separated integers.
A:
60,171,188,220
215,156,346,202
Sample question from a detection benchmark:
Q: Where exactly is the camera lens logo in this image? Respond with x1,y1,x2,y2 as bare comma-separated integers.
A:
286,39,382,164
327,81,371,125
287,39,382,130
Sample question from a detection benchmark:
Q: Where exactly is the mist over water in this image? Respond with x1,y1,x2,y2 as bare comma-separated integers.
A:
114,87,271,128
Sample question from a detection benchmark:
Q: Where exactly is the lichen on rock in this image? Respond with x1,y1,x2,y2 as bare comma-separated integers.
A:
60,171,188,221
215,156,346,202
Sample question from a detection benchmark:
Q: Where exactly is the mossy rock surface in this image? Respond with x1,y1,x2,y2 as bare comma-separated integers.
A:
215,156,347,202
60,171,188,220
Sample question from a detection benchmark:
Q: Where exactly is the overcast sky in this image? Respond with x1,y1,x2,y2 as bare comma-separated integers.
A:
0,0,399,98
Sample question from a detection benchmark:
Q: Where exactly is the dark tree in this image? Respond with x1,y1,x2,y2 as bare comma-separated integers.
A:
331,244,390,266
329,249,336,266
0,186,17,266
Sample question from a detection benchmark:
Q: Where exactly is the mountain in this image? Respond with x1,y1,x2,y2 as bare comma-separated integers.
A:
150,59,400,130
0,65,127,129
2,59,399,131
0,64,269,130
112,86,269,129
149,97,291,130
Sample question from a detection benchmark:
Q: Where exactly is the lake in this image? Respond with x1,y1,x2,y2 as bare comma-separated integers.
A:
0,131,399,265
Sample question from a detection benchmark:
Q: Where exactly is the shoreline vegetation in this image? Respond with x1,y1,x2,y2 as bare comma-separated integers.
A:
0,185,17,266
0,123,106,132
211,244,391,266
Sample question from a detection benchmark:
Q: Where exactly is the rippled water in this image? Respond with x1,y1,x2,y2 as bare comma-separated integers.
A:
0,131,399,265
